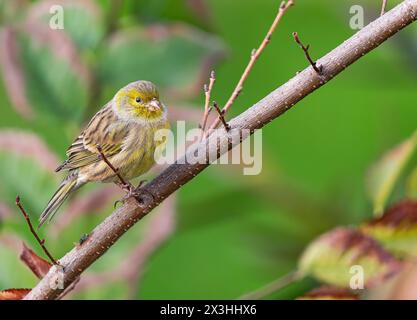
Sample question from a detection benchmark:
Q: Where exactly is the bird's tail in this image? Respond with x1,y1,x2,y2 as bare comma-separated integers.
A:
38,173,80,228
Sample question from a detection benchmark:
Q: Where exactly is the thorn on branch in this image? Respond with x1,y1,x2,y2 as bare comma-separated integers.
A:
381,0,388,16
15,196,58,265
292,32,322,74
212,102,230,132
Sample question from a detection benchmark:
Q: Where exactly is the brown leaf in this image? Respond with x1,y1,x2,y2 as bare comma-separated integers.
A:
298,286,359,300
0,28,34,119
365,200,417,228
361,200,417,258
20,243,52,279
0,129,60,172
0,288,31,300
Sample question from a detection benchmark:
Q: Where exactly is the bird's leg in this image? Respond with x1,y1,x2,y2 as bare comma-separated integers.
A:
115,180,136,194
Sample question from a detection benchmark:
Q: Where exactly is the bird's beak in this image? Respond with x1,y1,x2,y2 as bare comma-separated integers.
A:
148,99,161,112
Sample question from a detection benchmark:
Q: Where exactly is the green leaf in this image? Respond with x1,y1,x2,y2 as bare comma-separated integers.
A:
298,227,402,288
98,24,224,98
406,166,417,199
361,200,417,259
27,0,104,51
17,31,89,123
0,140,59,216
366,130,417,216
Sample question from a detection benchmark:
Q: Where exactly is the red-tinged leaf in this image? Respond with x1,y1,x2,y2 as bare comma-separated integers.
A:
299,227,402,288
21,21,91,86
0,129,59,172
0,28,34,119
366,131,417,216
20,243,52,279
297,286,359,300
361,200,417,258
0,288,31,300
26,0,103,50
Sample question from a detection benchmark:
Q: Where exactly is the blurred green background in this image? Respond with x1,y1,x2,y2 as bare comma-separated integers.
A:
0,0,416,299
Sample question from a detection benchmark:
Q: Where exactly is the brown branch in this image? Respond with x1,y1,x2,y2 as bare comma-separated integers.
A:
381,0,388,16
15,196,58,265
207,0,294,134
292,32,322,74
212,101,230,131
24,0,417,300
200,70,216,136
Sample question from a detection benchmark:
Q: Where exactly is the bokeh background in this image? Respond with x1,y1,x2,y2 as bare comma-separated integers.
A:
1,0,417,299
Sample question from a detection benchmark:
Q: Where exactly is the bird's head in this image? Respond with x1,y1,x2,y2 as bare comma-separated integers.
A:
113,81,166,122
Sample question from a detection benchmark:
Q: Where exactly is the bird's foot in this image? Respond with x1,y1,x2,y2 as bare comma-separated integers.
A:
114,180,153,208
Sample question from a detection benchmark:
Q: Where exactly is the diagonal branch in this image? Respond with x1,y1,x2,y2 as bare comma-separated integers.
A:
24,0,417,300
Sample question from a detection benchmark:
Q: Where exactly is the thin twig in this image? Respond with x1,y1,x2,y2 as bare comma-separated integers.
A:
15,196,58,265
381,0,388,16
292,32,322,74
24,0,417,300
200,71,216,137
239,271,302,300
206,0,294,134
212,101,230,131
96,145,128,187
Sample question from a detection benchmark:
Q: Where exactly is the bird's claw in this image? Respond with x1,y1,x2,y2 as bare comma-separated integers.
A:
114,180,153,208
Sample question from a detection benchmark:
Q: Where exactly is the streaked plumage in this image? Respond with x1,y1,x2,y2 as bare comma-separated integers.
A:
39,81,169,227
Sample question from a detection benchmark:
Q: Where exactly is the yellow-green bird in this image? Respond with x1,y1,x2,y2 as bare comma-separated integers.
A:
39,80,169,228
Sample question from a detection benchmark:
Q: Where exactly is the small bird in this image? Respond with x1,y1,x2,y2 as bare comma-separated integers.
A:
39,80,169,228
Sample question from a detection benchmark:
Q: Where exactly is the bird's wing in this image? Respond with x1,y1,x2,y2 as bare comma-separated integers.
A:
56,104,128,172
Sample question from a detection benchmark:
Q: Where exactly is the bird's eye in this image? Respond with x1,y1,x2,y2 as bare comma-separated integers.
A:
135,97,142,103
